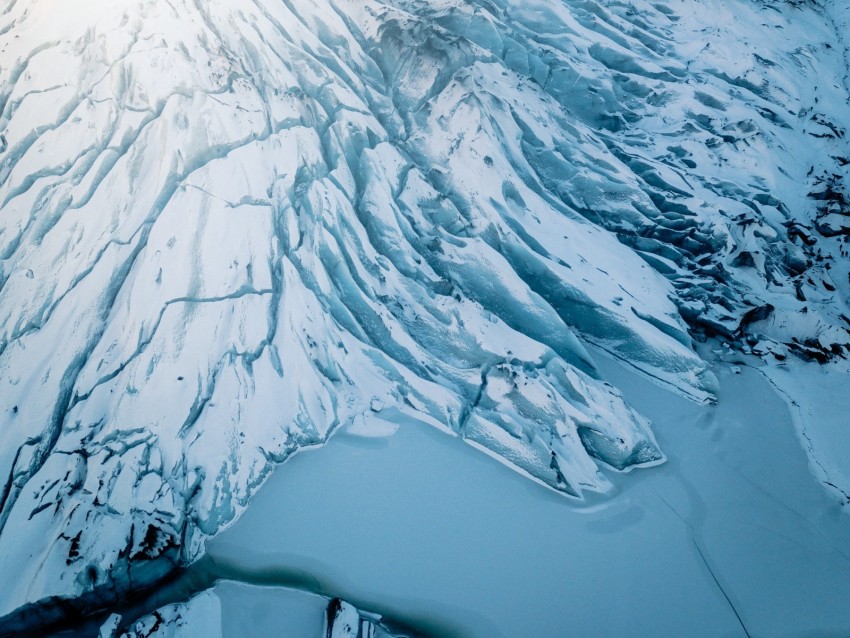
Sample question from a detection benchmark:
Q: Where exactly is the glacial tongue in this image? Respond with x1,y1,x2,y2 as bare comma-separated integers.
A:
0,0,847,630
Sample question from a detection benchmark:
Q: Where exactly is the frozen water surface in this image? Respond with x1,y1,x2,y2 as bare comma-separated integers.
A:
205,353,850,637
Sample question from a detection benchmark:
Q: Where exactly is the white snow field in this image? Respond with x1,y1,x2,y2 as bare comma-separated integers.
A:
0,0,848,634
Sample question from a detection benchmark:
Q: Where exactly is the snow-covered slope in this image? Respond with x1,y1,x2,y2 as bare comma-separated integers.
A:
0,0,848,632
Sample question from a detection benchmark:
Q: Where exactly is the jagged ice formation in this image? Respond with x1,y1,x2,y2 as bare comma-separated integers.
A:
0,0,848,631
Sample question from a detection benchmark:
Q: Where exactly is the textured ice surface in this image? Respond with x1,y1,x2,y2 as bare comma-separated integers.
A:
0,0,849,630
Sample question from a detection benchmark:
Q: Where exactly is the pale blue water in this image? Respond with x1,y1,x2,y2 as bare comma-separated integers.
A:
207,356,850,637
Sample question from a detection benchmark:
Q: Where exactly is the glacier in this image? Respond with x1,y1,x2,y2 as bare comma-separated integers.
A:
0,0,848,634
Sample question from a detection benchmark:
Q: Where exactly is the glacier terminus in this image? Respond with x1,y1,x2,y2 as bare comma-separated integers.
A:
0,0,849,636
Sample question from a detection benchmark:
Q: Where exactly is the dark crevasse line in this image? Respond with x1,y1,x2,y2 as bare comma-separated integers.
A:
0,124,289,535
0,554,434,638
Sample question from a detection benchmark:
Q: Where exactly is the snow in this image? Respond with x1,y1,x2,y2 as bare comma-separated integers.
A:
763,360,850,503
0,0,848,631
95,583,398,638
116,591,223,638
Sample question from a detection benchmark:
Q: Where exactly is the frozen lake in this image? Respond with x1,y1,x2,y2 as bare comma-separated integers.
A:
203,354,850,637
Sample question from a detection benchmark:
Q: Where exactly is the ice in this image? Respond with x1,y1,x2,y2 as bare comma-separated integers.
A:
108,588,400,638
116,591,223,638
0,0,848,631
197,352,850,637
763,360,850,503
